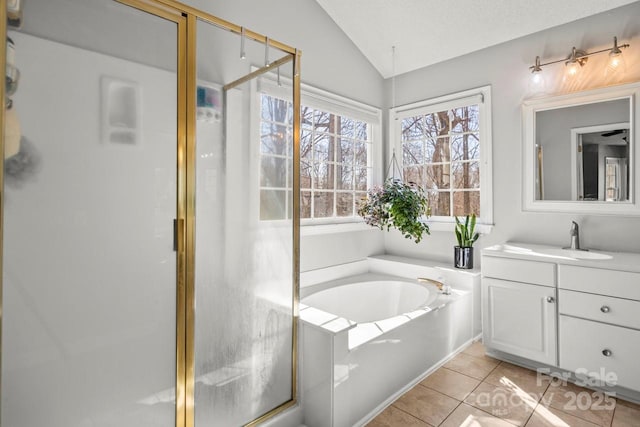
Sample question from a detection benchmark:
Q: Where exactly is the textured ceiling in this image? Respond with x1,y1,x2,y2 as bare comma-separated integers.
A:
315,0,639,78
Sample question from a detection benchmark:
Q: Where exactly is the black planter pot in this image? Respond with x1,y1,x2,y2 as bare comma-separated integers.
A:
454,246,474,269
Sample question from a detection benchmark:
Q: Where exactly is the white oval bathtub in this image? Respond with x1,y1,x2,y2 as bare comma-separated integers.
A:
302,280,437,323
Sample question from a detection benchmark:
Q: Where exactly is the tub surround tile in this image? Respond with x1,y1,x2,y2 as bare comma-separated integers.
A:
540,383,615,427
420,367,481,401
464,381,538,426
525,405,600,427
393,385,460,426
367,405,432,427
440,403,517,427
444,352,500,380
484,362,551,398
612,401,640,427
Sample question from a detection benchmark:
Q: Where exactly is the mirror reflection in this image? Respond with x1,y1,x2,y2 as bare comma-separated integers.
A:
535,98,631,201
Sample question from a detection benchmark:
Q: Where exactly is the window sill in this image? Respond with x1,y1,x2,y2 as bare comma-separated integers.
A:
426,220,494,234
301,220,375,236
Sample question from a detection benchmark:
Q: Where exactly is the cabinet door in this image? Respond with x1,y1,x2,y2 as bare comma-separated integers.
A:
482,278,557,365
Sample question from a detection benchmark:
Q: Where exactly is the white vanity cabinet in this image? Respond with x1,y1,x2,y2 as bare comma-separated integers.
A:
558,265,640,391
481,256,558,365
482,243,640,398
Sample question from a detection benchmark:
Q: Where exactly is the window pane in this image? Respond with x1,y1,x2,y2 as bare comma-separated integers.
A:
314,110,333,133
425,164,450,190
313,162,335,190
355,168,368,191
453,161,480,189
339,117,355,138
354,142,367,168
261,156,286,187
425,137,450,163
453,191,480,216
314,192,334,218
424,111,449,138
354,120,368,141
403,140,424,165
338,138,353,164
337,164,353,190
313,134,334,162
427,191,451,216
355,192,367,207
403,166,424,187
451,105,479,133
401,116,423,141
301,160,312,189
260,123,287,155
336,193,354,217
260,190,286,220
451,133,480,161
301,191,312,218
301,129,312,159
261,95,291,124
301,106,313,129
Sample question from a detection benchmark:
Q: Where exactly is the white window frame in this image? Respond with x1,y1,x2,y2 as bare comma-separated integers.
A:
253,73,382,230
389,86,493,232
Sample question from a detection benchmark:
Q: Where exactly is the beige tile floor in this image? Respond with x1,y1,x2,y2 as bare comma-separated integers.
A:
367,342,640,427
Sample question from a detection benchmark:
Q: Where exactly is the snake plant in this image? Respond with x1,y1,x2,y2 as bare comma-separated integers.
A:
455,214,479,247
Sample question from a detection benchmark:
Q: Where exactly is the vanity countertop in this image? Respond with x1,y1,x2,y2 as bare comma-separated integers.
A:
483,242,640,273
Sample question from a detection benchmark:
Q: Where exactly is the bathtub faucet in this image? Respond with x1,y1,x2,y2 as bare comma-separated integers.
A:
417,277,450,294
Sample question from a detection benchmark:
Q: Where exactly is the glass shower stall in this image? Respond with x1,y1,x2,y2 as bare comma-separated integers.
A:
0,0,300,426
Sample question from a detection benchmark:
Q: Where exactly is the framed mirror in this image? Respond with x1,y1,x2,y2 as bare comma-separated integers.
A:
522,81,640,215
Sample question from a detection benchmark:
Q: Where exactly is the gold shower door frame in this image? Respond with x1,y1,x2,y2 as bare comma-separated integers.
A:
0,0,301,426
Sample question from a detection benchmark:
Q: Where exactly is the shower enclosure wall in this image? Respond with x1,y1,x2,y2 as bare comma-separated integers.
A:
0,1,300,426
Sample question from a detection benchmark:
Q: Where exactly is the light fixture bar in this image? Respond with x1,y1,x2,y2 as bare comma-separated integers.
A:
529,36,630,71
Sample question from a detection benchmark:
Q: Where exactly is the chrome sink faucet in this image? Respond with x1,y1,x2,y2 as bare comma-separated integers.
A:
565,220,587,251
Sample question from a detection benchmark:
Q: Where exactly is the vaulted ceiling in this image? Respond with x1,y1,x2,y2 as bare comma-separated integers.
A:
315,0,639,78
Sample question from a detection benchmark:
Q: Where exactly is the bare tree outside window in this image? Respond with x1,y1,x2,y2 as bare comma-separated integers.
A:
402,105,480,217
261,94,372,220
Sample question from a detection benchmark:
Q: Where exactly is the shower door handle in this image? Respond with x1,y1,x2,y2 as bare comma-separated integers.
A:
173,218,185,252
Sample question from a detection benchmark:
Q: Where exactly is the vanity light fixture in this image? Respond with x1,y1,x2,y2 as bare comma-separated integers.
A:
529,36,630,83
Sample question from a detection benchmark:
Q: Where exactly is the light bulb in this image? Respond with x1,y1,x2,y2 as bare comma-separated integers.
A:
606,51,626,77
528,56,545,93
566,60,580,77
605,36,626,78
529,70,545,93
564,47,585,79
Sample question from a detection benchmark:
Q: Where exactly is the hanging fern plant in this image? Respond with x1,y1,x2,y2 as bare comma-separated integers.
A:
357,178,431,243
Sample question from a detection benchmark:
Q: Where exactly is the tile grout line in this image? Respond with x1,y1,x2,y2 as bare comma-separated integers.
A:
453,361,532,427
436,399,464,427
389,401,436,427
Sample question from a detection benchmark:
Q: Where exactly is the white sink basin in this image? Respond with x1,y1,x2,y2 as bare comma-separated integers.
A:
538,248,613,260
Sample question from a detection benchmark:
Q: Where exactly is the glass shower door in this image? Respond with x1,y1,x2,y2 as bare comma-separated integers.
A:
193,18,298,426
2,2,181,426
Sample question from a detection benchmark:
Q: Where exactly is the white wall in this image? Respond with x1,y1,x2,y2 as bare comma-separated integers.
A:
384,1,640,261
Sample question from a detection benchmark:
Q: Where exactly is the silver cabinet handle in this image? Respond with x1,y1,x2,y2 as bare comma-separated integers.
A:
600,305,610,313
602,349,612,357
546,296,555,303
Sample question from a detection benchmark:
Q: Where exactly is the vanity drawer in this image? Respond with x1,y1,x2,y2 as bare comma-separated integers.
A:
482,256,555,287
560,315,640,391
558,265,640,301
559,290,640,330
